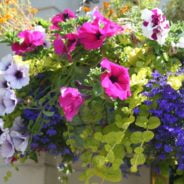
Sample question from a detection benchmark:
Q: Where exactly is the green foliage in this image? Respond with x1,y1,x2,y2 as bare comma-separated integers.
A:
165,0,184,21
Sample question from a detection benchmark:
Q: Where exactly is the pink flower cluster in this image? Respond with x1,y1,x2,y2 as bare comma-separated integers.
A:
53,9,123,60
12,26,46,55
51,9,76,30
59,59,131,122
141,8,170,45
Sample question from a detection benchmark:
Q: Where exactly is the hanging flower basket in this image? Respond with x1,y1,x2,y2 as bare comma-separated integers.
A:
0,0,184,183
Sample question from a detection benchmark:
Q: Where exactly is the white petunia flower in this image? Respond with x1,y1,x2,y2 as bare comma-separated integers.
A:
0,89,17,116
0,54,13,71
141,8,170,45
4,63,30,89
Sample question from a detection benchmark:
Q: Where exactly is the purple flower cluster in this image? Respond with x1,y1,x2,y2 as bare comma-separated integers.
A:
23,105,73,156
143,70,184,170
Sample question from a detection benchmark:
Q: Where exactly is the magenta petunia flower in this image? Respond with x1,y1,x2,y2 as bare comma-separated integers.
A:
100,58,131,100
78,22,106,50
92,10,123,37
53,33,78,60
50,9,76,30
12,29,46,55
53,35,66,55
78,10,122,50
65,33,78,54
59,87,84,122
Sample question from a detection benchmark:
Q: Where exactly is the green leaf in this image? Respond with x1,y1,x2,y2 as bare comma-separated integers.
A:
42,110,54,117
94,168,122,182
116,115,135,129
106,150,115,162
135,116,148,128
130,131,143,144
143,131,154,142
148,117,161,129
94,132,103,141
93,156,106,168
134,147,144,153
103,131,123,145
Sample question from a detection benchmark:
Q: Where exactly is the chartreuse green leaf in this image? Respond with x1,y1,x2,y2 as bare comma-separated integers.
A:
93,155,106,168
130,131,143,144
94,167,122,183
167,74,184,90
102,131,123,145
142,131,154,142
135,116,148,128
147,116,161,129
115,115,135,129
130,153,146,172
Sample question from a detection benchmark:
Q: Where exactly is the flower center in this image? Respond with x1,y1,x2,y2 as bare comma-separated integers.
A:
3,81,8,88
95,31,102,40
63,13,69,21
15,70,23,79
110,75,118,83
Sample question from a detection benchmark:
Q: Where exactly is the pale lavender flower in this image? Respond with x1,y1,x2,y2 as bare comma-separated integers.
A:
0,131,15,158
0,54,13,71
10,131,29,153
4,63,29,89
0,89,17,116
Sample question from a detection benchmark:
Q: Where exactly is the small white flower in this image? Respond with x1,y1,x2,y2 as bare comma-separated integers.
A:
0,54,13,71
0,89,17,116
4,63,30,89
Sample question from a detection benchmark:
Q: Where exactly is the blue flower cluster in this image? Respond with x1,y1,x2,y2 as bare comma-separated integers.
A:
23,106,73,157
143,70,184,170
22,73,74,158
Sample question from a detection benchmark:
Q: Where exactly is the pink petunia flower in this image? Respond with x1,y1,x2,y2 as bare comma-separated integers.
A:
78,22,106,50
53,33,78,60
100,58,131,100
12,29,46,55
59,87,84,122
92,10,123,37
50,9,76,30
141,8,170,45
53,35,67,55
78,10,122,50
